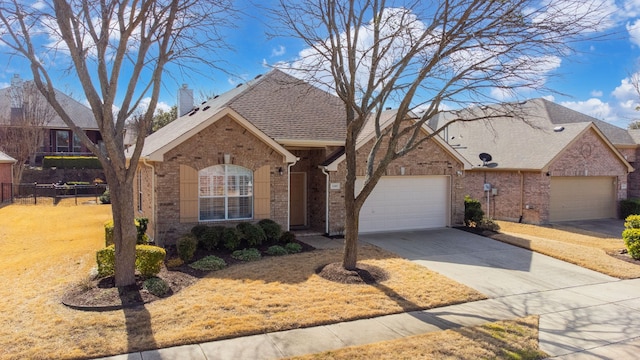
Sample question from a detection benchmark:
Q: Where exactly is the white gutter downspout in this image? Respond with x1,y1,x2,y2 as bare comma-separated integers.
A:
287,158,300,231
322,167,330,235
142,158,156,244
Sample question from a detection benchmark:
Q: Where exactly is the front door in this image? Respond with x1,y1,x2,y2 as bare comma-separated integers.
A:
290,172,306,227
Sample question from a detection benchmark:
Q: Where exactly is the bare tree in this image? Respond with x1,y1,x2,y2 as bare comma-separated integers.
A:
272,0,612,269
0,81,56,184
0,0,235,286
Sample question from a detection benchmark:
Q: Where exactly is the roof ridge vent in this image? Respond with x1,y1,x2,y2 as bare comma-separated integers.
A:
553,126,565,132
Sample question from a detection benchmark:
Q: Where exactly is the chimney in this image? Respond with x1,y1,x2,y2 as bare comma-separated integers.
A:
177,83,194,117
9,74,23,109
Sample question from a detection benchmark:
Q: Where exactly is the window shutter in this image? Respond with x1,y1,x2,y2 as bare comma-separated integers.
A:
180,164,199,223
254,165,271,219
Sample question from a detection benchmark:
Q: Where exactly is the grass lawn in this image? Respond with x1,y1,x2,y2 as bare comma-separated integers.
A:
0,201,486,360
288,316,545,360
495,221,640,279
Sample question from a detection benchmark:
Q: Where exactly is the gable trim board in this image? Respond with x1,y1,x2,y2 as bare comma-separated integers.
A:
140,108,297,164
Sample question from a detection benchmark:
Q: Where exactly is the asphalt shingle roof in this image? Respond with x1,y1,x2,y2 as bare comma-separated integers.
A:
427,98,625,170
138,70,346,159
0,81,97,130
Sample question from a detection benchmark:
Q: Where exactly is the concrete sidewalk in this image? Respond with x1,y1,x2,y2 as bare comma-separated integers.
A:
96,229,640,359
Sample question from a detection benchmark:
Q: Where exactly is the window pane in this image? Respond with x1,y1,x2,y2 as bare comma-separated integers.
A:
56,131,69,152
200,198,225,220
228,196,252,219
72,133,82,152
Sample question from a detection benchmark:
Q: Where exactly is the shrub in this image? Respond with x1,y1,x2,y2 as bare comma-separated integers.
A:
236,222,266,247
104,219,149,246
99,189,111,204
625,215,640,230
620,199,640,220
222,227,241,251
166,257,184,268
623,228,640,260
284,242,302,254
96,245,116,277
200,226,224,251
279,231,296,244
42,156,102,169
135,245,166,277
266,245,288,256
177,234,198,262
231,248,262,261
258,219,282,244
190,224,209,240
478,218,500,232
143,277,169,297
96,244,165,278
189,255,227,271
464,195,484,226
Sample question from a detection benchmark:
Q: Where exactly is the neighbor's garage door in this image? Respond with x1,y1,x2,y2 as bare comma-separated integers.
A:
550,176,616,222
356,176,449,233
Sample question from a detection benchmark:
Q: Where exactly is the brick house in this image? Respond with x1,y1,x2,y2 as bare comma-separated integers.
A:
428,98,634,224
0,75,102,163
132,70,470,244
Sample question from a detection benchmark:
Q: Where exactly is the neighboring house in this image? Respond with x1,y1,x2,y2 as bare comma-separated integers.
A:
132,70,470,244
428,98,634,224
0,74,102,163
0,150,16,202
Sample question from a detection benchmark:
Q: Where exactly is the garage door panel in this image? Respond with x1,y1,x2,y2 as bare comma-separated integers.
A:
550,177,615,222
356,176,449,233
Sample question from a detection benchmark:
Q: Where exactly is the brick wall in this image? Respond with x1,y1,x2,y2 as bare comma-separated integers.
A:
464,128,629,224
148,115,289,245
0,163,11,184
327,136,465,235
133,163,155,242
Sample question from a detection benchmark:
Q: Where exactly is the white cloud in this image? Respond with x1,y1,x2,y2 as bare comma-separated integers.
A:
591,90,603,97
627,19,640,46
271,45,286,57
534,0,619,33
560,98,614,121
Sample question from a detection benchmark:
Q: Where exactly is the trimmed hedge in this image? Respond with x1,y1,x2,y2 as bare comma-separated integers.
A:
96,244,166,278
623,215,640,260
104,218,150,246
464,195,484,226
177,234,198,262
236,222,266,247
43,156,103,169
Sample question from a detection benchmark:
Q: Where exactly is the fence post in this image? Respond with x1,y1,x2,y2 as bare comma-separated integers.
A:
34,182,37,205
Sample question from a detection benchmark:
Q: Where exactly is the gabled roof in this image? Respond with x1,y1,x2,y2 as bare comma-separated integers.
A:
323,109,472,171
135,69,346,161
428,98,633,171
0,80,98,130
0,150,16,163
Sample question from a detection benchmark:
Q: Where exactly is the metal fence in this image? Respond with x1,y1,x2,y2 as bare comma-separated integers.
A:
3,183,108,205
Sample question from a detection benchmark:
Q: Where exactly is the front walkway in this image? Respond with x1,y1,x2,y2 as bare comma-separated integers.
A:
97,229,640,359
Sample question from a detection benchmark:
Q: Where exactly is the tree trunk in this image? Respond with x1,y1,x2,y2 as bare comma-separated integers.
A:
108,174,137,287
343,194,360,270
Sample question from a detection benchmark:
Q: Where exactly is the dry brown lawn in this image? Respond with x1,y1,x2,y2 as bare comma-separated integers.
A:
495,221,640,279
0,201,485,360
288,316,545,360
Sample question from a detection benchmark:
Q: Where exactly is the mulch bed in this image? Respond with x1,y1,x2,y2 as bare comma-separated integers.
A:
62,239,322,311
316,262,389,284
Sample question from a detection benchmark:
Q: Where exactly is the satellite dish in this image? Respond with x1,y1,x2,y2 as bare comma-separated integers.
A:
479,153,492,164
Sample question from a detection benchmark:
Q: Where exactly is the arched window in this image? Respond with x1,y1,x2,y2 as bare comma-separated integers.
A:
199,165,253,221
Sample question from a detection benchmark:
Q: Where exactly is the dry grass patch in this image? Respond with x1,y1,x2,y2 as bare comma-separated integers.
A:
0,202,484,360
288,316,545,360
494,221,640,279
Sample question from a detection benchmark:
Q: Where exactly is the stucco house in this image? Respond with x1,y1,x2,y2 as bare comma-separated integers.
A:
0,74,101,163
133,70,470,244
428,98,634,224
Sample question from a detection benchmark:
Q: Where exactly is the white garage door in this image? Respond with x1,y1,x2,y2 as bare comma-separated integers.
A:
356,176,449,233
550,176,616,222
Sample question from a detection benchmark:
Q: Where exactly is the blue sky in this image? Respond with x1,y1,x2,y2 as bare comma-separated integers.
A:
3,0,640,129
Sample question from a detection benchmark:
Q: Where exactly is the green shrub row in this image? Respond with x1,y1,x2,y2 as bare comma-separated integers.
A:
189,220,291,252
96,244,166,278
464,195,484,226
620,198,640,219
43,156,103,169
623,215,640,260
104,218,150,246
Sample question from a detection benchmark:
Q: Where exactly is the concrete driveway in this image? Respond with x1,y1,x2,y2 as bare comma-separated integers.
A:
552,218,625,238
360,228,640,358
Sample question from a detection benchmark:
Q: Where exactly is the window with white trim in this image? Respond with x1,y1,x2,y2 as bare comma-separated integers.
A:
199,165,253,221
